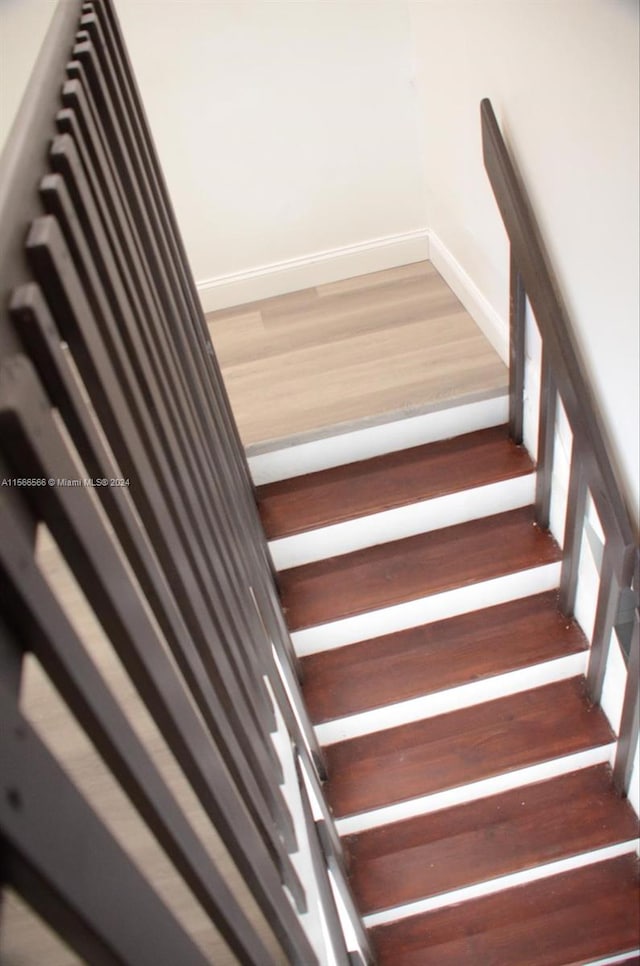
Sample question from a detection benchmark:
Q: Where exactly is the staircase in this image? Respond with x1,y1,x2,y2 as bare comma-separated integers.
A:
256,404,640,965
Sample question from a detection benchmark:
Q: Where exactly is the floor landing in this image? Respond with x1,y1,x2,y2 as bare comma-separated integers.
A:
206,261,507,453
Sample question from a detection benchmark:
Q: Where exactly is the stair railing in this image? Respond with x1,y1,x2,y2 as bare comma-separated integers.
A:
0,2,371,963
481,97,639,800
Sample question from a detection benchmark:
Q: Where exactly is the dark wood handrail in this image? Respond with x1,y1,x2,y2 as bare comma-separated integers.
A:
0,0,84,359
480,98,637,556
481,97,639,800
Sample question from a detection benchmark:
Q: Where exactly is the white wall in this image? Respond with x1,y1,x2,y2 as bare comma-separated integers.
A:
0,0,57,153
3,0,637,517
408,0,639,521
115,0,428,306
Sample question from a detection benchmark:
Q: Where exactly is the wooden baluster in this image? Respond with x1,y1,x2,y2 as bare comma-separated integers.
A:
613,612,640,796
0,496,277,966
535,345,557,530
559,445,587,616
509,253,525,445
296,752,376,965
295,755,353,966
0,354,313,961
587,543,637,705
586,544,618,703
0,686,211,966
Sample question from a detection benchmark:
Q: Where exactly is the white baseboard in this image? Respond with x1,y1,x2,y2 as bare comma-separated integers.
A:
197,228,509,373
196,228,430,313
428,230,508,363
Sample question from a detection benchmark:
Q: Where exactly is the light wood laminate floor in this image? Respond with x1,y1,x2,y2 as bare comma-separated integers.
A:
206,261,507,451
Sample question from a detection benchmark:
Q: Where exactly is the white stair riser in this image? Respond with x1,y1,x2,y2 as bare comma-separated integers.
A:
335,745,614,836
292,562,561,656
316,651,588,745
587,952,640,965
249,394,508,484
363,839,640,928
270,473,535,570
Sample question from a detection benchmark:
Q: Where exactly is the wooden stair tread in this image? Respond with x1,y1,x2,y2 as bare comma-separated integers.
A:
279,506,560,632
324,678,614,818
371,854,640,966
302,591,586,724
257,425,533,539
347,765,639,914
